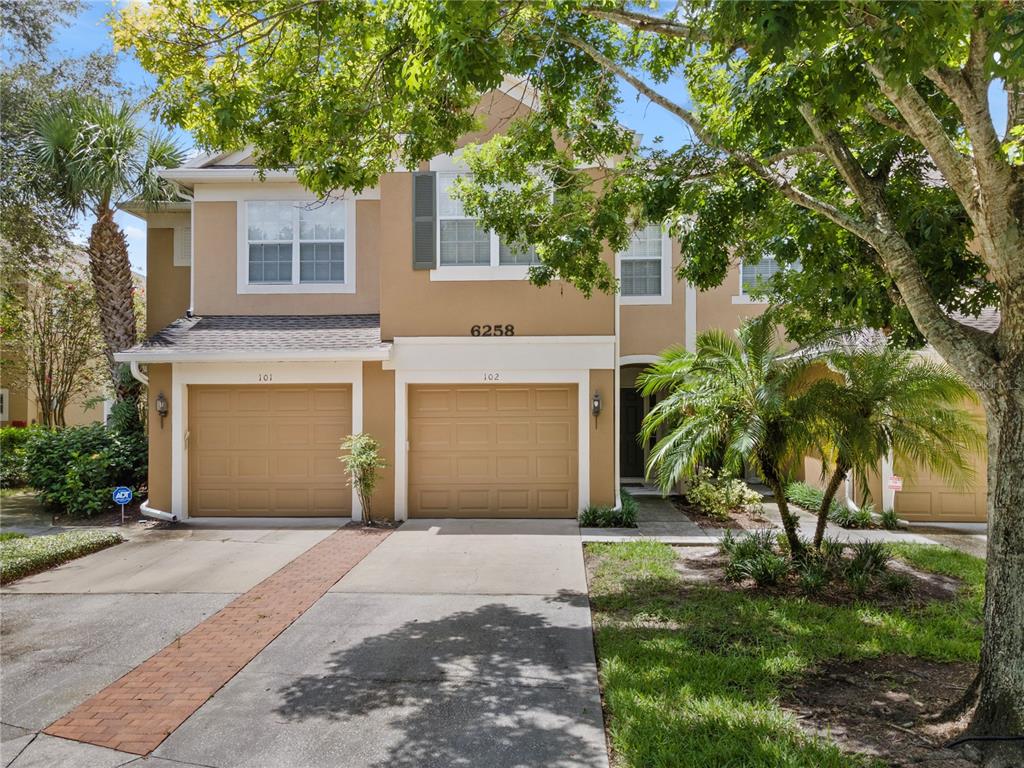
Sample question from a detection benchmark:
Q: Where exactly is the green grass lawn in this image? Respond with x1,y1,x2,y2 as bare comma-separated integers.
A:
0,529,123,584
586,541,984,768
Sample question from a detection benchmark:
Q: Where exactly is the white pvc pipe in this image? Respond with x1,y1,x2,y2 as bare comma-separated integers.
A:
844,471,862,513
140,499,177,523
129,360,149,386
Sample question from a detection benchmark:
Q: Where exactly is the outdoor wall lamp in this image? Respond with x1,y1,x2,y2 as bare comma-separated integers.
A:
155,392,169,428
592,390,602,417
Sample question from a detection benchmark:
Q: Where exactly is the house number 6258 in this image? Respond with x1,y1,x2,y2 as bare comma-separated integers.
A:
257,373,273,382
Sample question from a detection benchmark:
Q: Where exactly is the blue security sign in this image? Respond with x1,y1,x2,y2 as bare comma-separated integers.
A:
112,487,133,505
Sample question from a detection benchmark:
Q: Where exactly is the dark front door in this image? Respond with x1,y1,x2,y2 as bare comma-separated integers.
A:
621,388,646,478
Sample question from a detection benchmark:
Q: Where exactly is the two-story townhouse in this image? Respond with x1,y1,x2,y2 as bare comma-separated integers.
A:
117,84,988,525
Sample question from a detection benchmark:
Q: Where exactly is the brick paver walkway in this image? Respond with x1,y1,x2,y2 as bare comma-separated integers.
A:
45,526,390,755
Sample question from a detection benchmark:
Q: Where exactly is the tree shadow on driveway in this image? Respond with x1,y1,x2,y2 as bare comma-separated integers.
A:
273,595,608,768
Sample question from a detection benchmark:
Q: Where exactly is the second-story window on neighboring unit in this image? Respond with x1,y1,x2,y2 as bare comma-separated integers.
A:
739,255,782,295
437,172,541,268
619,224,665,298
246,200,345,285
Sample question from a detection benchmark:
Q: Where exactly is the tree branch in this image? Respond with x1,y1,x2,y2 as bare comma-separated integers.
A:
865,61,978,218
566,35,875,240
797,102,996,384
578,6,695,40
764,145,825,164
863,102,914,138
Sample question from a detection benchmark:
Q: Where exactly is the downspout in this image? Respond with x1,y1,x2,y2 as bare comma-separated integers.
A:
129,360,149,386
844,470,861,514
127,360,178,523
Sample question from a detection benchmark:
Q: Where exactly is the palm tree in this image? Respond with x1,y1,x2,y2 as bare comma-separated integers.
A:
29,96,184,402
802,345,985,548
638,313,815,556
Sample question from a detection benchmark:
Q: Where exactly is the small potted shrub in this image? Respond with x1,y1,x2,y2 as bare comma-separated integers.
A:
339,433,387,525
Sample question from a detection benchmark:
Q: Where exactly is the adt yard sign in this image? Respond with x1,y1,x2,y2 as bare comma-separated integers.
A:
113,487,133,525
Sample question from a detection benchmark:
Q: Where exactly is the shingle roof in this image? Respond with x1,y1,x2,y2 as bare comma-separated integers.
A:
952,307,1001,334
114,314,389,362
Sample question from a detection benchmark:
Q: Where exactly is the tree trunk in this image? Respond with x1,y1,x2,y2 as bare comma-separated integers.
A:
968,389,1024,767
813,466,847,549
86,207,138,401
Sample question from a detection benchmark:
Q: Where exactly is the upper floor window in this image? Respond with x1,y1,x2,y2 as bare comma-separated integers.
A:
0,388,8,422
437,172,540,270
740,254,782,295
619,224,670,305
241,199,354,294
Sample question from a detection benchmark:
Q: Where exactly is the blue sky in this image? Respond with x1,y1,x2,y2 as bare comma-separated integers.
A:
58,2,1005,275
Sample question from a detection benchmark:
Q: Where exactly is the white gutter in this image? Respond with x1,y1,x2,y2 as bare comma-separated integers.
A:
114,347,392,364
141,499,178,523
128,360,149,386
158,167,299,184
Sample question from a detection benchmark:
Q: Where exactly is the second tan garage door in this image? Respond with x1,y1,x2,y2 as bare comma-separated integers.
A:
408,384,578,518
189,385,352,517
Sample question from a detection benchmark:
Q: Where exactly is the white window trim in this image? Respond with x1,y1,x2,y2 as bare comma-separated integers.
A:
618,229,672,306
236,198,356,295
429,161,540,282
0,387,8,421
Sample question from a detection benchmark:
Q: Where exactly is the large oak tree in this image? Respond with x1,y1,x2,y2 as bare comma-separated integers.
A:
114,1,1022,760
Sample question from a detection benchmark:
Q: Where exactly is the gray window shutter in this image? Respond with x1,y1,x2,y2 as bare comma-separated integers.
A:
412,171,437,270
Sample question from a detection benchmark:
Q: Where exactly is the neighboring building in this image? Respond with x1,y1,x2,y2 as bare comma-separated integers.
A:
116,84,987,524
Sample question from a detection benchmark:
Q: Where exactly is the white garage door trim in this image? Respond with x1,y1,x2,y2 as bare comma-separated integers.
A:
171,361,363,521
394,370,591,520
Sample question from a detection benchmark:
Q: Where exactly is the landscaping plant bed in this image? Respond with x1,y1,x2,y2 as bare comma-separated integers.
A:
675,545,963,608
672,496,771,531
584,540,984,768
0,529,124,584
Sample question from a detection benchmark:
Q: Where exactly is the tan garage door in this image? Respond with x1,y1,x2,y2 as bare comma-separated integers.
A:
895,464,988,523
408,384,578,518
189,385,352,517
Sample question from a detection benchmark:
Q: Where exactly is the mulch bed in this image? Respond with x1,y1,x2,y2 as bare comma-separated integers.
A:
672,496,774,531
674,548,964,609
782,656,979,768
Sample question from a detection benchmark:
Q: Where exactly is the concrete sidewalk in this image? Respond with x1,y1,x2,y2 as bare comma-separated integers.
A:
582,496,941,547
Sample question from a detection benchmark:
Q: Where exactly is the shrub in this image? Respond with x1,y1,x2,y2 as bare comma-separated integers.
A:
847,540,890,577
726,550,791,587
688,468,763,520
720,527,776,559
339,433,387,524
786,481,874,529
819,536,847,568
1,426,39,487
0,529,123,584
620,489,639,521
797,557,831,595
580,500,638,528
880,507,901,530
829,502,874,529
22,423,146,517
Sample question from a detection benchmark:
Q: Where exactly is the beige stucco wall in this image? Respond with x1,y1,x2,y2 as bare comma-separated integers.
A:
146,227,191,334
590,368,616,507
362,361,396,521
378,173,614,340
191,199,381,316
696,262,768,336
146,364,173,512
620,240,687,358
457,89,536,149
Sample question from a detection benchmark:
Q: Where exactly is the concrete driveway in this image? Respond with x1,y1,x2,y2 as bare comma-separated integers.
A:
2,520,608,768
